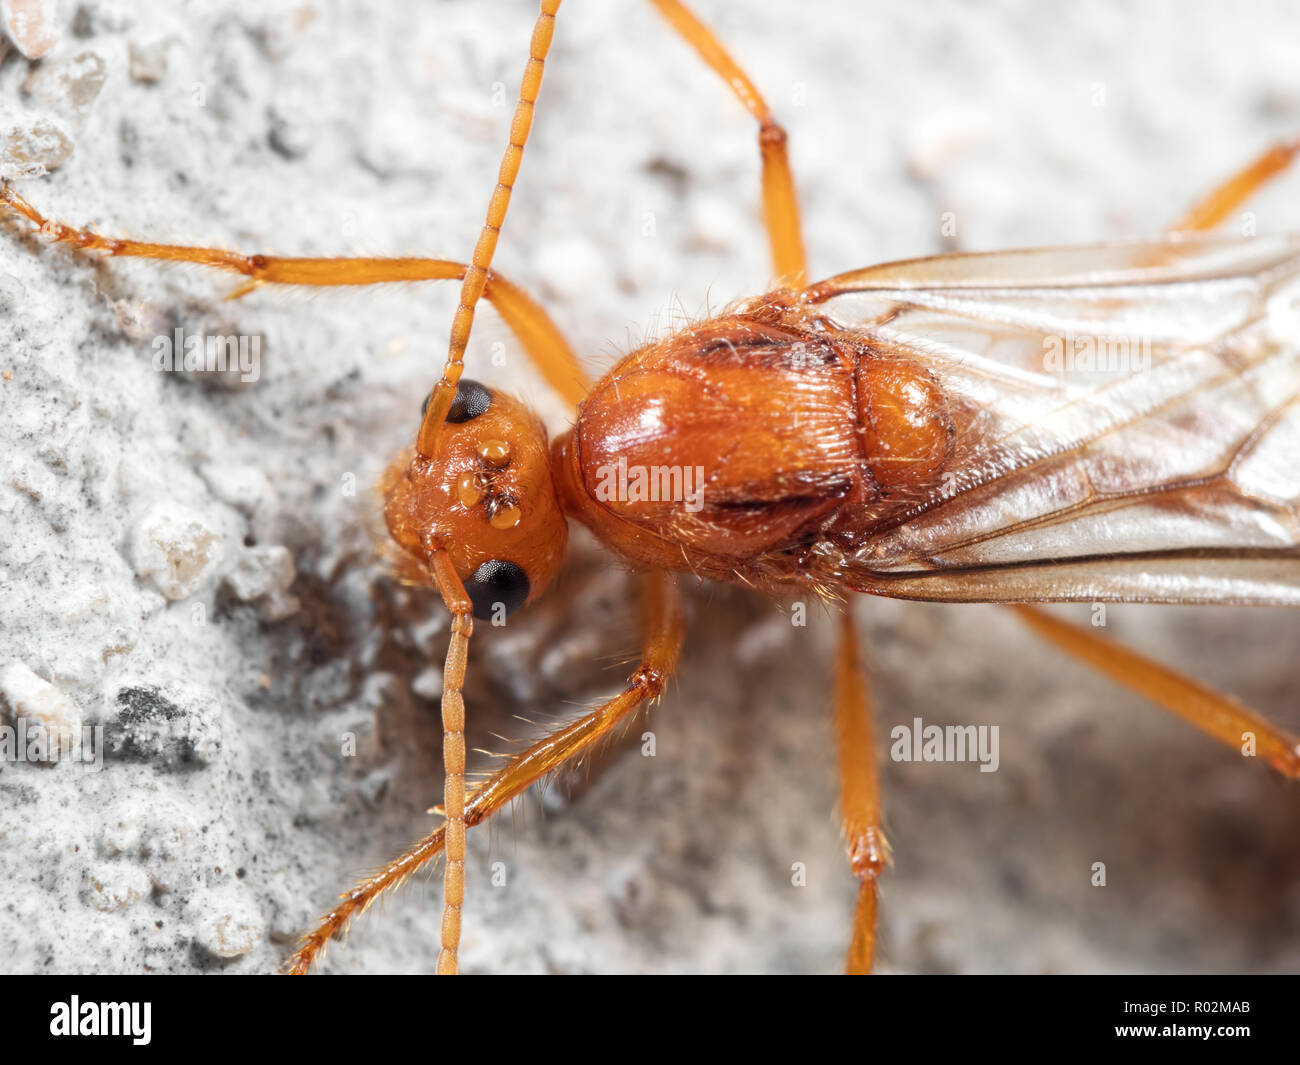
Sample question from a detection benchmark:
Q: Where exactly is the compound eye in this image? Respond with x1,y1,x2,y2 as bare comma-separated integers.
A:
422,379,493,421
465,559,529,620
446,379,492,423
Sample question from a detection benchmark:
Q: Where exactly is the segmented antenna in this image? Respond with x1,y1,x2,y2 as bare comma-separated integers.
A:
416,0,563,457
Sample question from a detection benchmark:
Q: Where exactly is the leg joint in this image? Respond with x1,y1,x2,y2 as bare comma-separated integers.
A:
759,120,788,148
633,664,667,699
848,828,889,884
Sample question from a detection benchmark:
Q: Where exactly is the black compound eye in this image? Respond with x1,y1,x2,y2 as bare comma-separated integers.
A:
465,559,529,620
446,379,492,423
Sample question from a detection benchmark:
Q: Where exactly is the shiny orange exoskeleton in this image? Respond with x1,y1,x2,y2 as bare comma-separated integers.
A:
389,293,954,603
4,0,1300,976
553,298,952,585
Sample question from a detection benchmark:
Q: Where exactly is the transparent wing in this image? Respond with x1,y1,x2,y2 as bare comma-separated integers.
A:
807,235,1300,604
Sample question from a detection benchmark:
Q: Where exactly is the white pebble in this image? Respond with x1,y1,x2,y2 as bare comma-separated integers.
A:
128,38,170,83
199,462,272,516
2,0,61,60
192,886,266,959
226,544,294,602
82,862,151,913
0,660,82,756
2,117,73,177
97,811,142,858
130,502,224,600
22,50,107,112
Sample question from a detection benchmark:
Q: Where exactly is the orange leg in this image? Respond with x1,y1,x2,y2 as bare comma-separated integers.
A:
1010,605,1300,779
1169,137,1299,233
285,569,685,974
834,609,889,974
649,0,807,285
0,182,590,408
652,0,891,969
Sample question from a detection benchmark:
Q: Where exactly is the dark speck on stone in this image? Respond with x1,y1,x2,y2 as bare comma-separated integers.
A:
116,687,185,723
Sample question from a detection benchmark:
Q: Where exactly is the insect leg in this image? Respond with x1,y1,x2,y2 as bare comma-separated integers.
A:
0,184,589,406
834,609,889,975
1170,137,1299,233
1009,605,1300,779
0,183,473,289
478,272,588,407
648,0,807,284
285,570,685,974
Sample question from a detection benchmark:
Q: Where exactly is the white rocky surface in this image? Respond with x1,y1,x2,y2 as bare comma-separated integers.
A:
1,0,1299,974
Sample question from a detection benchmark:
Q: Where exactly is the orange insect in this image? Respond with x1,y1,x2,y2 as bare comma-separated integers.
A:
4,0,1300,975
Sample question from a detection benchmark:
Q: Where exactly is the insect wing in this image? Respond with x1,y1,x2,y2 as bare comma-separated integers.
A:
809,236,1300,603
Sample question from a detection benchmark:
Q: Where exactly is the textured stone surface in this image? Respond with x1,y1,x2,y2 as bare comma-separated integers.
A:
1,0,1299,975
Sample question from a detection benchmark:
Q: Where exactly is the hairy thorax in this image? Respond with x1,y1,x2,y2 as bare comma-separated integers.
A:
551,295,954,591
